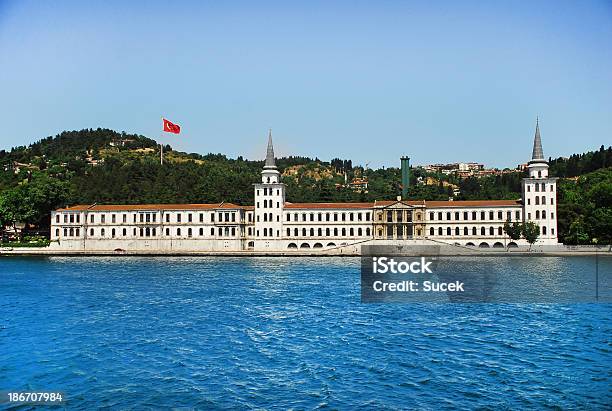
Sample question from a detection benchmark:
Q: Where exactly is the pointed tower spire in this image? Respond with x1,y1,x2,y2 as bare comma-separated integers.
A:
531,117,544,161
264,129,276,168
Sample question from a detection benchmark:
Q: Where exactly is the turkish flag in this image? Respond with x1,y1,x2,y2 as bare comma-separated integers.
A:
162,118,181,134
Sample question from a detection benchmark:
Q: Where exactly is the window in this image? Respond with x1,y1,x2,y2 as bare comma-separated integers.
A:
334,228,338,236
498,227,503,235
64,228,67,236
472,211,476,220
489,227,494,236
101,228,105,236
177,214,182,223
89,228,94,236
123,228,126,236
112,228,116,237
310,228,314,236
294,228,298,236
326,228,330,236
527,185,531,192
481,227,486,235
446,227,451,235
358,228,362,236
430,227,435,235
438,212,442,220
55,215,60,223
112,214,116,223
366,228,370,236
188,228,192,237
90,215,95,223
318,213,323,222
536,210,540,219
542,226,547,235
123,214,127,223
480,211,485,220
535,197,540,205
350,228,354,236
318,228,322,236
535,184,540,192
342,228,346,236
302,228,307,236
334,214,338,222
69,228,74,236
497,211,503,220
429,212,434,220
541,196,546,205
446,212,451,220
211,228,215,235
438,227,442,235
472,227,477,235
542,210,546,219
507,211,511,221
350,213,354,221
455,212,460,220
310,213,314,222
188,214,193,223
551,212,555,219
528,199,531,205
177,228,181,236
455,227,460,235
366,213,370,222
64,215,68,223
551,198,554,205
489,211,494,220
464,227,468,235
463,212,468,220
342,213,346,222
101,215,106,223
55,228,60,236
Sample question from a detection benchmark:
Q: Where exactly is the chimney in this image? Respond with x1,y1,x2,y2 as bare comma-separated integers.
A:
400,156,410,200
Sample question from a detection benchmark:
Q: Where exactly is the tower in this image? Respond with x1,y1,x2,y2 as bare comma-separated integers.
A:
521,118,558,244
253,130,286,250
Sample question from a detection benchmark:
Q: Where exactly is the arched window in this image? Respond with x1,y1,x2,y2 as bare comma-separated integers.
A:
177,228,181,236
366,228,371,236
536,210,540,219
542,210,546,219
112,228,116,237
447,227,451,235
481,227,486,235
64,228,68,237
123,228,127,236
211,228,215,235
101,228,105,236
326,228,330,236
498,227,503,235
455,227,460,235
358,228,363,236
472,227,477,235
302,228,307,236
90,228,94,236
535,197,540,205
287,228,291,236
55,228,60,237
538,170,541,178
438,227,443,235
199,228,203,236
542,226,547,235
310,228,314,236
342,228,346,236
464,227,468,235
489,227,494,236
69,228,74,236
294,228,298,236
188,228,192,237
263,228,267,237
334,228,338,236
318,228,322,236
350,228,354,236
430,227,434,236
263,214,268,222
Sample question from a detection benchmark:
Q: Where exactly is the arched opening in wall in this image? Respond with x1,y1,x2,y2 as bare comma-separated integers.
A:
300,243,311,249
313,243,323,248
493,242,504,248
479,242,490,248
326,242,336,247
466,242,476,247
340,242,348,246
508,242,518,248
287,243,298,249
454,242,460,246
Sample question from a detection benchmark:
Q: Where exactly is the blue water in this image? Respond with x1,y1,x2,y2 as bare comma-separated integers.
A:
1,256,610,409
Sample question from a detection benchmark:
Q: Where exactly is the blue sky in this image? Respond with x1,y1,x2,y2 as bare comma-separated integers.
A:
0,0,610,168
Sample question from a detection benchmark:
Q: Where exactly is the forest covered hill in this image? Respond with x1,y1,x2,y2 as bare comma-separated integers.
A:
0,128,610,244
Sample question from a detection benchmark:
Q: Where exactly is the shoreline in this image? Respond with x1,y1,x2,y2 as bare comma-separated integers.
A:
1,248,611,258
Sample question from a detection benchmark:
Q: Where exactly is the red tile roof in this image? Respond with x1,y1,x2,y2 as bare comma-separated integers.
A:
284,202,374,209
56,203,244,212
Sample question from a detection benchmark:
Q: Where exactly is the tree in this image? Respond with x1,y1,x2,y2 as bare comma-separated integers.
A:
503,219,522,248
522,221,540,250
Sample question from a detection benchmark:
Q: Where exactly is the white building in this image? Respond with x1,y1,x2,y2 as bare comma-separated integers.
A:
50,121,558,252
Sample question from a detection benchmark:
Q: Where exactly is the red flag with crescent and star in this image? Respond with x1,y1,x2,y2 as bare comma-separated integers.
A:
162,118,181,134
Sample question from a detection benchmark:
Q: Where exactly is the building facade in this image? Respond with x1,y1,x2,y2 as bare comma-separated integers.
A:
51,122,558,252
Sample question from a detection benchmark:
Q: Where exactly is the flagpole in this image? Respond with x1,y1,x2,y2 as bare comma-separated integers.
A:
160,116,164,165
